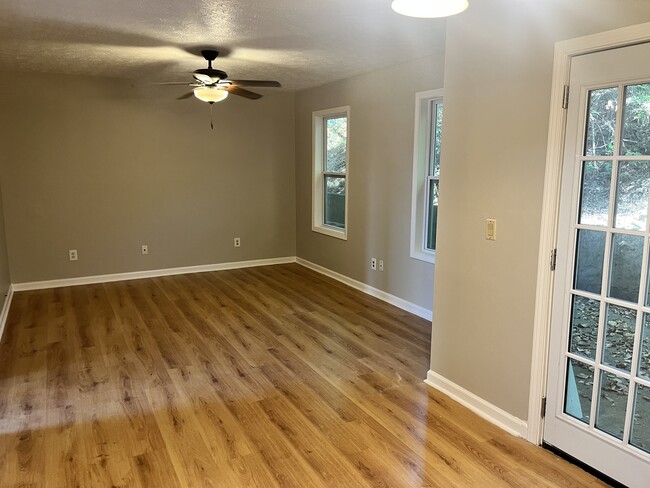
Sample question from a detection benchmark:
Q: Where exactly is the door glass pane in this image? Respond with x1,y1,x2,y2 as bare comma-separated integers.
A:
585,87,618,157
564,358,595,424
639,314,650,381
603,304,637,372
608,233,644,302
614,161,650,230
621,83,650,156
574,230,606,294
325,116,347,173
596,370,629,440
579,161,611,226
569,295,600,360
630,383,650,453
324,176,345,229
425,179,439,251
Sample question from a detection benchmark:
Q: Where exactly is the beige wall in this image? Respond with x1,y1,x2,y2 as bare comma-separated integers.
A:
0,185,11,297
433,0,650,420
0,73,296,283
295,54,445,311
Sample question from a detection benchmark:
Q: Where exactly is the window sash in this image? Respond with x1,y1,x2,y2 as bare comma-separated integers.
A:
322,115,348,174
428,99,443,177
323,174,346,229
425,176,439,251
321,115,347,230
424,98,443,252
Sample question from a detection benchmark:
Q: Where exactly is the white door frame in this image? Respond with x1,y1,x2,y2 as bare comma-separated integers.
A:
528,22,650,444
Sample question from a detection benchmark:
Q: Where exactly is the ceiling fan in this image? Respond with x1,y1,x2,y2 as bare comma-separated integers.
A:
159,49,281,104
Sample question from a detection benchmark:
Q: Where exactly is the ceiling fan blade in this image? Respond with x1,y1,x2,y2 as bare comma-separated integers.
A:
153,82,192,85
225,85,262,100
193,73,214,84
229,80,281,88
177,92,194,100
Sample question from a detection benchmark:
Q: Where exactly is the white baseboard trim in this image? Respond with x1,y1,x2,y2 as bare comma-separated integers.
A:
0,284,14,341
425,369,528,438
296,257,433,321
12,257,297,292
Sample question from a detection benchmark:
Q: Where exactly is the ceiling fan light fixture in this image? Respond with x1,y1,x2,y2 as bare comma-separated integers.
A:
391,0,468,18
193,86,229,103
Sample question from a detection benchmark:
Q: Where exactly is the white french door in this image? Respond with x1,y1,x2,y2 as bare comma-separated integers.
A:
545,42,650,487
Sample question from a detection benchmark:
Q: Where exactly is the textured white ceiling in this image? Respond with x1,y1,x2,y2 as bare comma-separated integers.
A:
0,0,446,91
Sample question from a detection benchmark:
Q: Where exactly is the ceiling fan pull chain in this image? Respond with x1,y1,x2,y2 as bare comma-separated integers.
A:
210,102,214,130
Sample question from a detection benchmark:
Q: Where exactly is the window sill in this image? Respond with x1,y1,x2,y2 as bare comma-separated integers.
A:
312,224,347,240
410,249,435,264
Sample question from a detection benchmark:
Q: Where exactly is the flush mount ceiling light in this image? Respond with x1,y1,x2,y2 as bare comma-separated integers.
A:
193,86,229,103
391,0,468,18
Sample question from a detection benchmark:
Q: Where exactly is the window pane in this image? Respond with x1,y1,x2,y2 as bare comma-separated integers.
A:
608,233,644,303
325,116,347,173
430,101,443,177
425,179,439,251
595,370,629,440
569,295,600,360
614,161,650,231
584,87,618,157
574,229,606,294
324,176,345,229
630,383,650,453
621,83,650,156
602,304,636,373
579,161,611,226
564,358,594,424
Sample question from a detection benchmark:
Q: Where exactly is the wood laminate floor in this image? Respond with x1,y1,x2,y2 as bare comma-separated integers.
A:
0,264,606,487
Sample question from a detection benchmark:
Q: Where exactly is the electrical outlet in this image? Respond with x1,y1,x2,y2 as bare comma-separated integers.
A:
141,245,148,255
371,258,377,270
69,249,78,261
379,260,384,272
234,237,241,248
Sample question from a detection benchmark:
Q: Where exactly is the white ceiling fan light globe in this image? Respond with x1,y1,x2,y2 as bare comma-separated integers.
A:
193,86,229,103
391,0,468,18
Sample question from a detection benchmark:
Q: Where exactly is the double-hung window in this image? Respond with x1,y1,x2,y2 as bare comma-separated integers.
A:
312,106,350,239
410,90,443,262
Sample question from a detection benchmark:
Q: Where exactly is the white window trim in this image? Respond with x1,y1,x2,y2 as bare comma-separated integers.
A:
410,89,443,264
312,106,350,240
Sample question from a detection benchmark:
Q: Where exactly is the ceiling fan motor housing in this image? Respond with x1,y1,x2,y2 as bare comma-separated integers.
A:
193,68,228,82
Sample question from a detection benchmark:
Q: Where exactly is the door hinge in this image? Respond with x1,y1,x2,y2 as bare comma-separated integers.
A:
541,397,547,418
562,85,570,109
550,248,557,271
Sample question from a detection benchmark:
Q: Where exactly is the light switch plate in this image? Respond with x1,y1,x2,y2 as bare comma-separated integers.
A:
486,219,497,241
